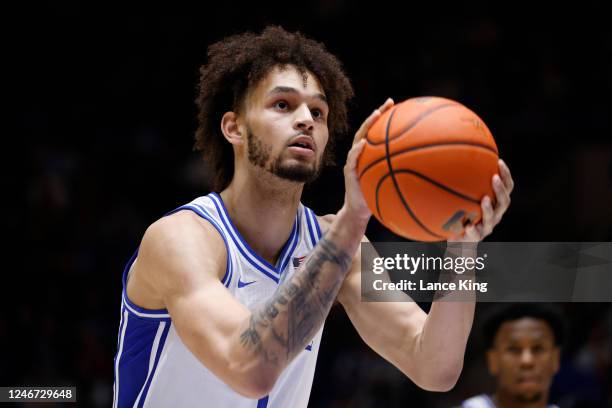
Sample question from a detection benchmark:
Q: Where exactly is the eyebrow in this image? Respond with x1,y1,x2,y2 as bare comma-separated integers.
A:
268,86,328,105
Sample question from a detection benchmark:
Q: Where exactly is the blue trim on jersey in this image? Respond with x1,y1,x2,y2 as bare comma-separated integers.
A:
113,307,128,406
135,322,171,407
311,208,322,240
166,204,234,288
276,212,298,275
305,207,318,248
209,194,280,283
210,193,281,275
116,306,126,351
208,193,301,283
122,295,171,319
114,312,171,407
256,396,269,408
279,211,301,273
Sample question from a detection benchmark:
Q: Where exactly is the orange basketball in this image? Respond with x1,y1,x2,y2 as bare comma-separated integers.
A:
357,96,499,242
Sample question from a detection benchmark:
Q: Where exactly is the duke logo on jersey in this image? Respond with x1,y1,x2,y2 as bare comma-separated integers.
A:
114,192,325,408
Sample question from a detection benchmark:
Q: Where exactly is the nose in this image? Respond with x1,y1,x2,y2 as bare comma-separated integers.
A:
293,104,314,133
519,349,535,366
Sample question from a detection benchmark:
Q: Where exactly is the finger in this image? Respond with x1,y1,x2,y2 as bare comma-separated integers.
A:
463,225,481,243
353,98,394,145
474,223,485,238
353,108,382,144
480,195,495,236
492,174,510,219
348,139,366,162
377,98,394,114
498,159,514,192
345,139,366,172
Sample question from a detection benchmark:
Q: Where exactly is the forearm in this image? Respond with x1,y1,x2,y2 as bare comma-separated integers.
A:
235,207,365,383
416,302,475,379
415,243,477,388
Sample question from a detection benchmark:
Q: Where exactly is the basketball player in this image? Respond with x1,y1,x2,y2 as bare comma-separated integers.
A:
113,26,514,407
460,304,564,408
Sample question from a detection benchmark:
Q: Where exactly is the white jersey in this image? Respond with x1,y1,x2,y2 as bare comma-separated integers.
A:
461,394,559,408
113,192,324,408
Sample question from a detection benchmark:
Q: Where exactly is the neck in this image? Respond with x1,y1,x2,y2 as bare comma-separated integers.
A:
492,389,549,408
220,169,303,265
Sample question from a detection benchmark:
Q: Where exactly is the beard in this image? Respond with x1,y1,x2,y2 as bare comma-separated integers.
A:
247,127,322,183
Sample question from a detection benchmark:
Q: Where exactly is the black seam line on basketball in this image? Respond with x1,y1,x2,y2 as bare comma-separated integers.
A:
375,107,399,221
374,169,442,240
366,102,459,145
358,141,499,180
384,107,444,239
391,169,481,204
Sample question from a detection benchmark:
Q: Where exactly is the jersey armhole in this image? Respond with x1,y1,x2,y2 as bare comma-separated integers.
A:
121,251,171,319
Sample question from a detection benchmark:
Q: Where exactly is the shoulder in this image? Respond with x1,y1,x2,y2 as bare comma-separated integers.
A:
126,209,229,309
139,209,228,282
144,210,225,253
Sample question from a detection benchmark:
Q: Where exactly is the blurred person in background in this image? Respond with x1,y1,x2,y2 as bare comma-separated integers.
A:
460,304,564,408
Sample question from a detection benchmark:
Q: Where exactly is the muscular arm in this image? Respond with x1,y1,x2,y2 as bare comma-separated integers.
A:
135,207,365,399
327,221,474,392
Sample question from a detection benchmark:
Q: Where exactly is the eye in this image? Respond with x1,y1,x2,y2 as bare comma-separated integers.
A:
274,100,289,111
507,346,521,354
311,108,324,119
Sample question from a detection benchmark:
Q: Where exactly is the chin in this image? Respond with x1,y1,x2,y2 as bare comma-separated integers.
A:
273,162,320,183
514,390,544,404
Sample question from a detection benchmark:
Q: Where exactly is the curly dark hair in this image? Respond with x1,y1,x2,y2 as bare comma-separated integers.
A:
194,26,354,191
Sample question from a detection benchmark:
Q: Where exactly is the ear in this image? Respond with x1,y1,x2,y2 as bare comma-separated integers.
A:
486,349,499,376
221,111,245,146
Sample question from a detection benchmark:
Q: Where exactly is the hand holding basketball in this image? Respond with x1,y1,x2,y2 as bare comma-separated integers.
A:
342,98,395,224
449,159,514,242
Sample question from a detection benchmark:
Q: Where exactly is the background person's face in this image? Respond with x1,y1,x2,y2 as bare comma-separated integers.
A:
240,65,330,183
486,318,560,404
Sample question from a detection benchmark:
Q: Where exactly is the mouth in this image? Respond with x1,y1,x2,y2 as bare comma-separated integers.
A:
517,376,540,385
288,135,315,152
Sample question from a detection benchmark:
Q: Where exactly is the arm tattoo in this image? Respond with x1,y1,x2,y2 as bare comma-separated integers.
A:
239,236,352,366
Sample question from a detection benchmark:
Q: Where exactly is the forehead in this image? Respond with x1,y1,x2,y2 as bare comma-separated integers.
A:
495,317,555,344
251,65,325,99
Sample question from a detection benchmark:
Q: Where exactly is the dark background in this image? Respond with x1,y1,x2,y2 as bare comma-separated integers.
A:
8,1,612,407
